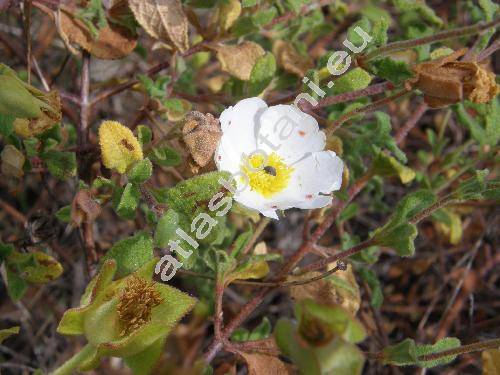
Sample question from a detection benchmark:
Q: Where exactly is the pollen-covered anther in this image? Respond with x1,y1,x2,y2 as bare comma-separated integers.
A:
117,276,163,336
241,152,294,198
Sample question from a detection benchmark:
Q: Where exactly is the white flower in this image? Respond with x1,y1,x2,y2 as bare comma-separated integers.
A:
215,97,344,219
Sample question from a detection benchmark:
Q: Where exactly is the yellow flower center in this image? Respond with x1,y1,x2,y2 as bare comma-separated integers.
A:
241,152,293,198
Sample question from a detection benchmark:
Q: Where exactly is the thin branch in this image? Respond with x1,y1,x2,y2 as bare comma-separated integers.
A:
78,51,90,147
314,81,394,110
325,89,411,136
418,338,500,362
395,101,428,145
362,18,500,61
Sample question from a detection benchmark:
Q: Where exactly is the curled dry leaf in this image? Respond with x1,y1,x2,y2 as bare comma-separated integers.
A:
1,144,25,178
288,264,361,315
182,111,222,170
411,49,498,108
71,189,101,227
14,91,62,138
216,41,265,81
273,40,313,77
237,352,291,375
128,0,189,52
58,8,137,59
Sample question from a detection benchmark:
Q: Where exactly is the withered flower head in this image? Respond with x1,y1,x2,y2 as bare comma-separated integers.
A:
117,275,163,336
411,49,498,108
182,111,222,171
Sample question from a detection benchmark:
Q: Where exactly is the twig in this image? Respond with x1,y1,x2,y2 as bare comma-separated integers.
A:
78,51,90,147
362,18,500,61
0,199,27,224
418,338,500,362
395,101,428,145
477,37,500,61
314,81,394,110
325,89,411,136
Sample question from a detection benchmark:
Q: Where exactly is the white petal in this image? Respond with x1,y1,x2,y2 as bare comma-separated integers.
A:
295,195,333,209
219,97,267,156
291,150,344,196
256,104,325,164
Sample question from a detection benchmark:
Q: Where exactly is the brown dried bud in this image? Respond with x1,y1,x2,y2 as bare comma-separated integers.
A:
412,49,498,108
182,111,222,170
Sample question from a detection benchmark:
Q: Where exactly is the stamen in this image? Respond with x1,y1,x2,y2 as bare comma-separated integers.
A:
117,276,163,336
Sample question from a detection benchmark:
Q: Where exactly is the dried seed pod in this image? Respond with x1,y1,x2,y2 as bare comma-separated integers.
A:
182,111,222,170
411,49,498,108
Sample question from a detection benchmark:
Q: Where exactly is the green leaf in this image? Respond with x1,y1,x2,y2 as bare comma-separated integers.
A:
0,73,42,118
297,299,366,344
392,0,443,26
101,232,154,278
124,337,165,375
373,152,415,184
242,0,258,7
0,326,20,344
42,150,77,180
374,222,418,256
252,7,277,26
21,251,63,284
6,267,28,301
455,100,500,147
225,256,270,285
0,241,15,262
416,337,461,368
127,158,153,184
248,53,276,96
383,337,461,368
453,169,489,200
274,319,321,374
0,113,14,136
368,58,413,84
115,183,140,219
230,227,253,257
148,146,181,167
332,68,372,95
383,338,417,366
231,317,272,342
92,176,115,190
55,205,71,223
136,125,152,146
164,171,234,217
357,267,383,308
154,209,179,248
478,0,499,21
204,248,236,279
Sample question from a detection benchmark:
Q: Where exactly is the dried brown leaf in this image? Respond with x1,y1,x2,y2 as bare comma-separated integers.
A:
128,0,189,52
273,40,313,77
238,352,291,375
1,144,25,178
216,41,265,81
59,9,137,59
